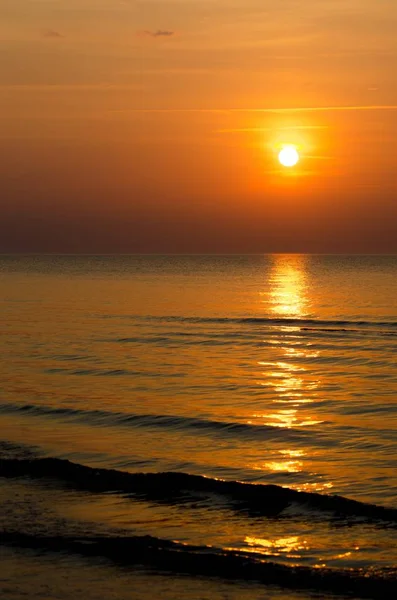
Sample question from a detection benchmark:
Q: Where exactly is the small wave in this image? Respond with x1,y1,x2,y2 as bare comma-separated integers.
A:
0,440,39,460
1,531,396,598
46,367,153,377
115,315,397,329
0,402,307,442
1,457,396,523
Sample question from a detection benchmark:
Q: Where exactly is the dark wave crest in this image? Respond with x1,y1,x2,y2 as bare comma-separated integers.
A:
1,457,396,522
1,531,396,599
0,402,308,442
131,315,397,329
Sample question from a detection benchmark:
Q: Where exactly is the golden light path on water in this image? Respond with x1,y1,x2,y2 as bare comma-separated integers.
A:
237,258,347,563
251,255,333,493
225,536,361,567
268,255,309,317
245,535,309,558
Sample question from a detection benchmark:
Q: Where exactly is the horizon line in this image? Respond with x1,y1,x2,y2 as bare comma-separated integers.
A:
1,252,397,257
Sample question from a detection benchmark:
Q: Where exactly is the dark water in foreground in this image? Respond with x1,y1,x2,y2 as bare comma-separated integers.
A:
0,254,396,599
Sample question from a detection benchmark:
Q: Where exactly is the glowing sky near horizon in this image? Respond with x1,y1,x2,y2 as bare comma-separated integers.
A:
1,0,397,253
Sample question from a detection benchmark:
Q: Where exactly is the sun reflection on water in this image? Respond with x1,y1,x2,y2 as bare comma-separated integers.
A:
252,409,323,428
244,535,309,559
264,459,303,473
253,448,306,474
254,255,333,489
279,449,305,457
268,255,309,318
288,481,334,493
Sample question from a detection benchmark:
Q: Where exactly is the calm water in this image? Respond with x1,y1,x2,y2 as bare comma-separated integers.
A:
1,254,396,599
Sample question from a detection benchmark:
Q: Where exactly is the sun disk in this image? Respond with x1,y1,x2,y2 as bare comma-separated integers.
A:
278,146,300,168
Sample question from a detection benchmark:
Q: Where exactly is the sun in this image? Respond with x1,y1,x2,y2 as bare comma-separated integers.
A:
278,145,300,168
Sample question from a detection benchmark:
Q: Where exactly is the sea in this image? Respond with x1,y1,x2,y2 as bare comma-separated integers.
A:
0,254,396,600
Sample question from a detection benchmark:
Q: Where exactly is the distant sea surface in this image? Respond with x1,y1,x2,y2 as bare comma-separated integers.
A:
1,254,396,600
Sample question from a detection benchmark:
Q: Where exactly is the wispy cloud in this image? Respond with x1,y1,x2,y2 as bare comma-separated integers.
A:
0,84,142,92
218,125,329,133
304,155,334,160
110,106,397,114
43,30,64,39
268,105,397,113
140,30,175,38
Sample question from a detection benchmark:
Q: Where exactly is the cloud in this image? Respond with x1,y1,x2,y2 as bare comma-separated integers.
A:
43,30,64,39
218,125,329,133
141,30,175,38
0,84,142,92
109,106,397,116
304,155,334,160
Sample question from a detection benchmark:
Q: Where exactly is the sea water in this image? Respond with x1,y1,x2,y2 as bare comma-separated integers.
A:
1,254,396,599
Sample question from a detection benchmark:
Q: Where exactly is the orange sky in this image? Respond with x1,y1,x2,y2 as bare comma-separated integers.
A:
1,0,397,253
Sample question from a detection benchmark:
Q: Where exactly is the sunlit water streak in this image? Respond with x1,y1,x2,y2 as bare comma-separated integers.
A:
0,254,396,599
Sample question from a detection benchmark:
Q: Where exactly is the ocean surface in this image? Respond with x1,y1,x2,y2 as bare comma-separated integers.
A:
0,254,396,599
